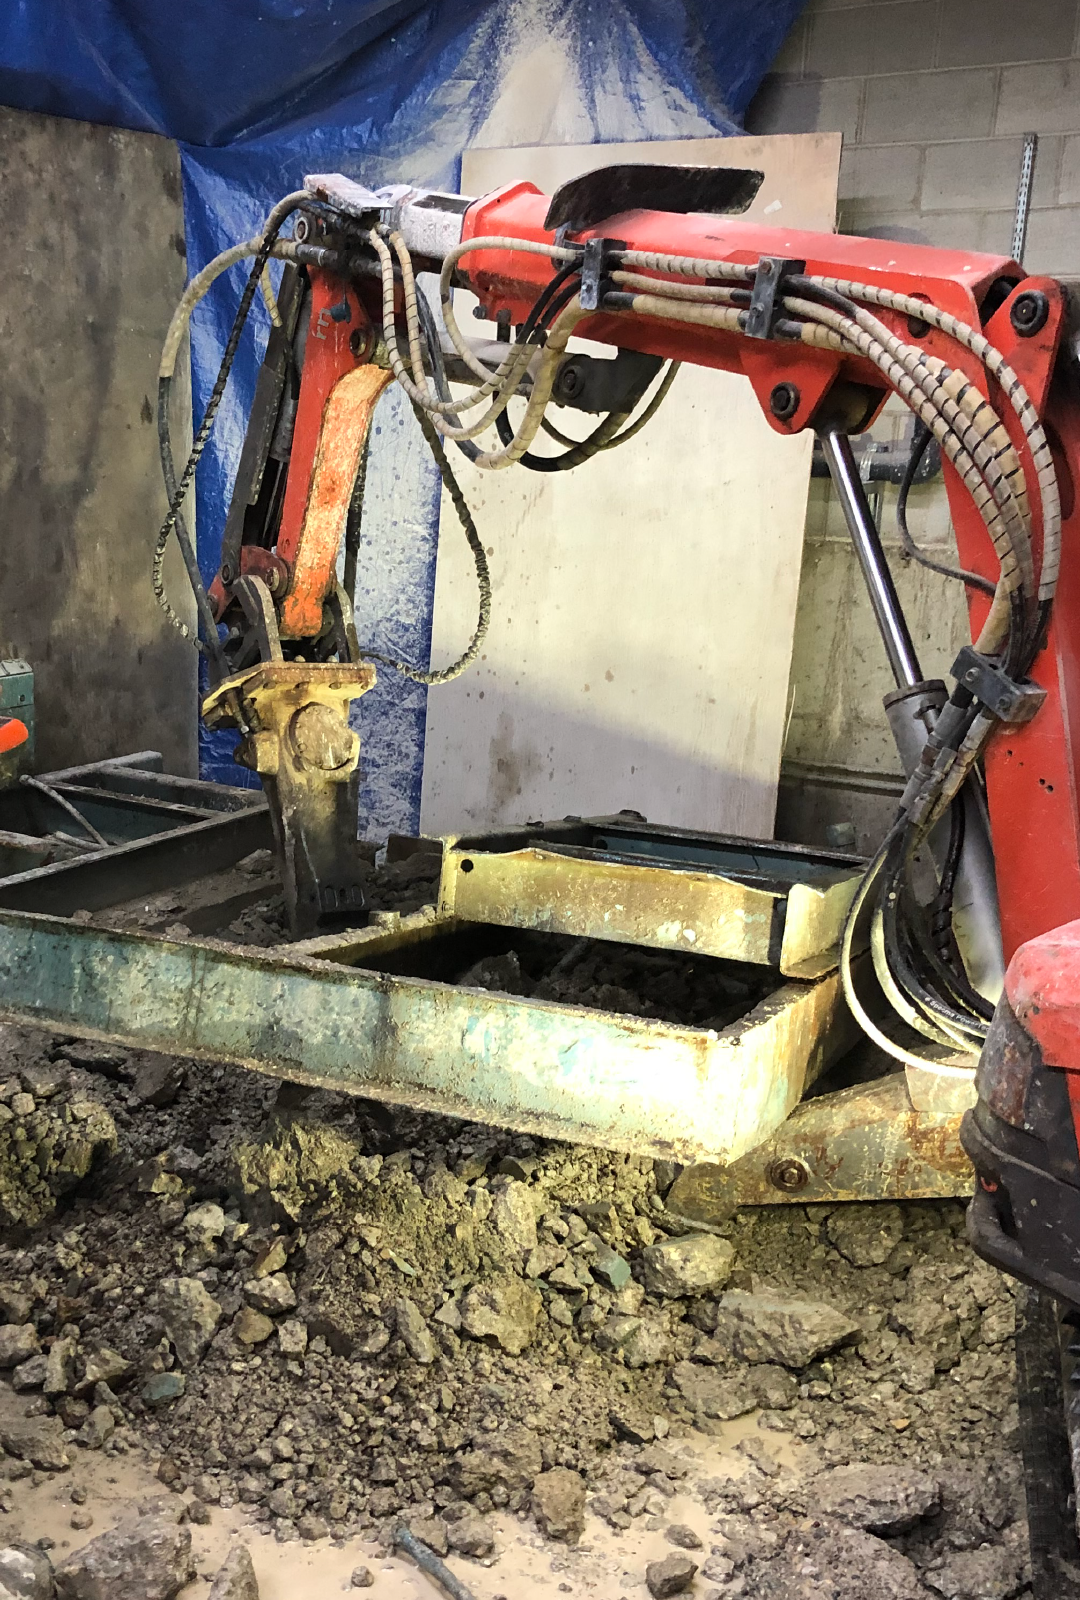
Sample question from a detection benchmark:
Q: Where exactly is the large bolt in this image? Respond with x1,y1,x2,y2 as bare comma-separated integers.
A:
1010,290,1049,337
769,382,800,422
766,1156,811,1193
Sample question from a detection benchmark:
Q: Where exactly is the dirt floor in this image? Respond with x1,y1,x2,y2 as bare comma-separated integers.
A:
0,998,1033,1600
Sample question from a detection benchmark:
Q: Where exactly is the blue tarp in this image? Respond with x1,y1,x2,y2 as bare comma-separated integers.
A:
0,0,803,829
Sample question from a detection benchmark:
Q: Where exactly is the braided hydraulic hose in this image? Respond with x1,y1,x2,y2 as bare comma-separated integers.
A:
438,235,580,385
817,277,1061,609
356,400,491,685
152,192,310,651
369,229,536,435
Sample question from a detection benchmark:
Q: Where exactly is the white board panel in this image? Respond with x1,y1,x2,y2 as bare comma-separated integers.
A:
421,134,840,840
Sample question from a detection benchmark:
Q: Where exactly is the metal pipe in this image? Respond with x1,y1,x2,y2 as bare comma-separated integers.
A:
819,427,923,689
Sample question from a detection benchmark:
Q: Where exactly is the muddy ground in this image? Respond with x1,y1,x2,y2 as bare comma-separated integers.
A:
0,1005,1035,1600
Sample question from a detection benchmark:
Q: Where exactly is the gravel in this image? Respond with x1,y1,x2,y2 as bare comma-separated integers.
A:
0,1015,1036,1592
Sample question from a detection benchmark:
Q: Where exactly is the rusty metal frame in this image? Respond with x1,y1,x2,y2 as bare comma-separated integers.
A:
439,817,864,978
0,901,857,1167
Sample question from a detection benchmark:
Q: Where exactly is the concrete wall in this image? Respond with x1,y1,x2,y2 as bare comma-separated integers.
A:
748,0,1080,849
0,107,196,775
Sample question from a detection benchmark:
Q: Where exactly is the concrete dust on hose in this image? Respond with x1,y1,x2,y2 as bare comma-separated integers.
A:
0,1013,1031,1599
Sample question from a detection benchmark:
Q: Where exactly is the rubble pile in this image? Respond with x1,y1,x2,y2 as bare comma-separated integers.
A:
0,1018,1033,1597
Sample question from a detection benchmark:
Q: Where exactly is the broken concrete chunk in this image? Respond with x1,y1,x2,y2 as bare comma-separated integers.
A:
749,1363,798,1410
53,1513,194,1600
141,1372,186,1408
207,1544,259,1600
44,1337,77,1397
645,1553,698,1598
924,1544,1024,1600
407,1516,448,1556
76,1406,116,1452
532,1467,586,1544
448,1425,542,1497
0,1417,69,1472
395,1297,435,1364
490,1179,538,1254
0,1325,39,1368
622,1321,674,1368
642,1234,734,1298
77,1347,132,1394
825,1204,905,1267
233,1307,275,1346
711,1291,861,1368
811,1464,942,1536
446,1515,495,1558
609,1404,656,1445
158,1277,222,1370
459,1277,541,1355
12,1353,48,1393
0,1543,54,1600
669,1360,757,1421
243,1273,296,1316
180,1202,226,1252
277,1320,308,1358
132,1054,186,1109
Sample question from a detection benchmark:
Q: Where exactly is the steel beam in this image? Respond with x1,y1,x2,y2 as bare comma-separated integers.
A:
0,908,853,1167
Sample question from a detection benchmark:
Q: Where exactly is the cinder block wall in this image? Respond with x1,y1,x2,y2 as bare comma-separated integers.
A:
749,0,1080,848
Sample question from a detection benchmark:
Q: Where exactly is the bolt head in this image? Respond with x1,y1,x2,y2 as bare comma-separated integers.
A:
766,1157,811,1192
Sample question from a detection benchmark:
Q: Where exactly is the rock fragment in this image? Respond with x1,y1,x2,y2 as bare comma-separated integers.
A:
446,1516,495,1558
0,1417,69,1472
142,1372,186,1407
669,1361,756,1421
665,1525,703,1550
207,1543,258,1597
77,1347,132,1393
53,1514,194,1600
44,1337,77,1397
277,1320,308,1358
645,1553,698,1597
395,1298,435,1364
0,1325,39,1368
350,1568,374,1589
490,1179,538,1254
532,1467,586,1543
825,1204,905,1266
459,1278,541,1355
0,1543,54,1600
132,1055,186,1109
76,1406,116,1451
812,1464,942,1536
158,1277,222,1370
12,1352,47,1392
642,1234,734,1298
711,1291,860,1368
243,1274,296,1316
233,1307,274,1346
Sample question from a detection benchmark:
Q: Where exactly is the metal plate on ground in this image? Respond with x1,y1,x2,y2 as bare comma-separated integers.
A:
440,816,863,977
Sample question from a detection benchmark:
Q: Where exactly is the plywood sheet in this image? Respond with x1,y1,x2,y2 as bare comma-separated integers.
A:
420,134,840,839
